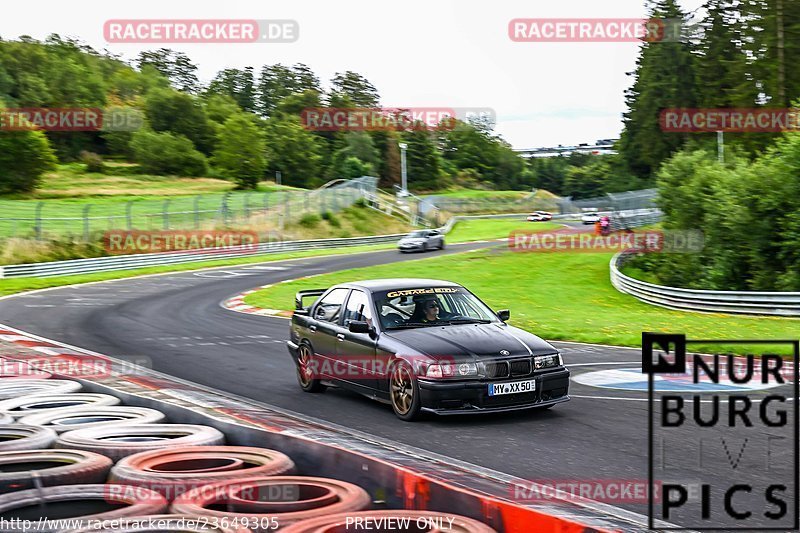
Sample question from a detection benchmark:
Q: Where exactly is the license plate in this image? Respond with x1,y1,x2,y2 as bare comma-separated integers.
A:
488,379,536,396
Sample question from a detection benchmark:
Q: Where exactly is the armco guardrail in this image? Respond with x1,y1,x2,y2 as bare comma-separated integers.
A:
611,252,800,316
0,234,404,279
0,212,554,279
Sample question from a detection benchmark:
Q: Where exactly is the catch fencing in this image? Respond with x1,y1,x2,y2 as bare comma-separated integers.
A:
0,177,378,241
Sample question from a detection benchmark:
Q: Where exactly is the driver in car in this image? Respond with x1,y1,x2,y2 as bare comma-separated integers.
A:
409,294,443,323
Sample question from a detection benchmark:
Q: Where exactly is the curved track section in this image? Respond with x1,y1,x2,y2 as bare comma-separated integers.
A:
0,240,779,523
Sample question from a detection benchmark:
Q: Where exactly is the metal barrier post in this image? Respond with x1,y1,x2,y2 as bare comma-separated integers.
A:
83,205,91,241
126,201,133,230
194,196,201,229
162,199,171,230
34,202,44,240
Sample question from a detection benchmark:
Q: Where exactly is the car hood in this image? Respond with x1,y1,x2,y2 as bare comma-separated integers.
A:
383,323,556,360
399,237,425,243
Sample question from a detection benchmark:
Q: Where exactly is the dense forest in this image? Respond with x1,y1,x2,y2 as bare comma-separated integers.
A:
0,37,539,194
0,0,798,206
624,0,800,290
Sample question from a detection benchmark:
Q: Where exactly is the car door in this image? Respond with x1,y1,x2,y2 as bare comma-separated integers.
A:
310,288,349,380
429,229,442,247
338,289,379,393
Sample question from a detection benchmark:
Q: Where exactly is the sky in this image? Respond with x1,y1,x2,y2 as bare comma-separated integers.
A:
2,0,705,149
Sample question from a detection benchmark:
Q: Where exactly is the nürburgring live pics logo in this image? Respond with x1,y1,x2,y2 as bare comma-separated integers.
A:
643,333,799,530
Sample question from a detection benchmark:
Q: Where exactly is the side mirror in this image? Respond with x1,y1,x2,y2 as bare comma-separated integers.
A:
497,309,510,321
349,321,372,334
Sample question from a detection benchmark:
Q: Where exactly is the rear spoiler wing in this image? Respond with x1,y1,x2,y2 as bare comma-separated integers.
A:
295,289,327,311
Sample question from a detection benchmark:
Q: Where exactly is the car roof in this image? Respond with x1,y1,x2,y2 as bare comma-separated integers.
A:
335,278,462,292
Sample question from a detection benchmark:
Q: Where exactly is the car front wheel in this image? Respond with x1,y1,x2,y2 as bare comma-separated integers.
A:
296,343,326,393
390,362,422,421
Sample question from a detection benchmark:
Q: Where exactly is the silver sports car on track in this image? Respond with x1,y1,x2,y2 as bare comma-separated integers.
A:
287,278,570,420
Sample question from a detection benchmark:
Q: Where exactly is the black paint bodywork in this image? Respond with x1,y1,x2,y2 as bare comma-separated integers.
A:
287,279,570,414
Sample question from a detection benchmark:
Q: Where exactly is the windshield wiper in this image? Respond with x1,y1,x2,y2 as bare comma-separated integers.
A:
445,318,493,325
385,322,435,329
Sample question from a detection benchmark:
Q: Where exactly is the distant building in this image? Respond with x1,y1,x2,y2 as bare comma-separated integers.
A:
513,139,618,158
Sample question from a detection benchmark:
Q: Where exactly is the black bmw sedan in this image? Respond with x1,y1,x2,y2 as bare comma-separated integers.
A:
287,278,570,420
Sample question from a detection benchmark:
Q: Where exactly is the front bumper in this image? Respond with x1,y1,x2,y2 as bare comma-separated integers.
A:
418,367,570,415
398,242,425,251
287,340,299,359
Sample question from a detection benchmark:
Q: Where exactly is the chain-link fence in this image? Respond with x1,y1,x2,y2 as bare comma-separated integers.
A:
557,188,658,214
0,177,378,242
421,195,560,217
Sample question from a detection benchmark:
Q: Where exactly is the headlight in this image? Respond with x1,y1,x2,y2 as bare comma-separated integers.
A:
425,362,478,378
534,354,561,370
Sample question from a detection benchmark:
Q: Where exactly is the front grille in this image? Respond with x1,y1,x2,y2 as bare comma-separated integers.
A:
484,361,509,379
510,359,532,377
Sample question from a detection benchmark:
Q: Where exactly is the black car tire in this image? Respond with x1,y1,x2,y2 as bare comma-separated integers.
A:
389,361,422,421
296,342,326,393
440,240,445,250
422,242,428,252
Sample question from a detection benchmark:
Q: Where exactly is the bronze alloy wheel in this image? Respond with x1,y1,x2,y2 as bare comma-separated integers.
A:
390,363,421,420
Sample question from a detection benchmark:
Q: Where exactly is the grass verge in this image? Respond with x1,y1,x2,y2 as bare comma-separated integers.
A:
243,248,800,356
446,220,560,242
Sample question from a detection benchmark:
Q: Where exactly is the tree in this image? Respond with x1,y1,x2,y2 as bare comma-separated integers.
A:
401,124,441,191
330,71,380,107
334,156,373,180
263,117,325,187
529,156,569,195
257,63,322,117
563,160,611,199
212,114,267,189
740,0,800,108
618,0,696,179
274,89,322,117
206,67,256,113
204,94,241,125
144,87,215,154
136,49,199,93
372,130,402,188
130,130,208,176
0,124,57,193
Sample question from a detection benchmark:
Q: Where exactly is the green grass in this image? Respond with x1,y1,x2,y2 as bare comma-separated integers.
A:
0,243,397,298
243,248,800,355
4,163,300,199
0,164,310,239
446,220,561,243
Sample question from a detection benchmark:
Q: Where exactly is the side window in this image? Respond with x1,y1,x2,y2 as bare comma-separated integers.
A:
314,288,348,323
343,290,373,326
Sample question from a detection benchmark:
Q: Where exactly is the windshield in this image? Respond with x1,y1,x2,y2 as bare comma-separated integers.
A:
372,287,499,329
406,231,426,238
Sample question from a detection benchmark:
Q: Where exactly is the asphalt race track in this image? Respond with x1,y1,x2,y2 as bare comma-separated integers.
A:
0,241,795,526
